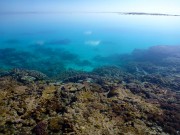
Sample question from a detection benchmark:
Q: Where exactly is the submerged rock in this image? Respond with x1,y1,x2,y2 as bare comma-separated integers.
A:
10,68,47,82
21,75,36,82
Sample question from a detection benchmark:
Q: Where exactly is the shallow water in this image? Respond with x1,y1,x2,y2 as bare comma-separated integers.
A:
1,13,180,135
0,13,180,73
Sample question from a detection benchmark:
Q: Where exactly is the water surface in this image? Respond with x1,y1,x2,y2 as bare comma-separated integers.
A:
0,13,180,73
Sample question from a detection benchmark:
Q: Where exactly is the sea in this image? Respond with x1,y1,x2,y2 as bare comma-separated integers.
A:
1,12,180,135
0,13,180,76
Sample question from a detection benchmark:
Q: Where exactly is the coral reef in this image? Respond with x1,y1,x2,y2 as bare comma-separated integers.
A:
0,68,179,135
0,45,180,135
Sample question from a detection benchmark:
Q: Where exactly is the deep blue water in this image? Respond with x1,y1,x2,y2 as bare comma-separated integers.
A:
0,13,180,74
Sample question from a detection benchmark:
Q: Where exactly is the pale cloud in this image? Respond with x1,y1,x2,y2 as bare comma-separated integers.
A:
85,40,101,46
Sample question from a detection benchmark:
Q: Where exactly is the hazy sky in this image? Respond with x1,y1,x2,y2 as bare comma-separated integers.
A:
0,0,180,14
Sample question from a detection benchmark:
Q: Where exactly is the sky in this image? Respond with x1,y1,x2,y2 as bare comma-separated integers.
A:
0,0,180,14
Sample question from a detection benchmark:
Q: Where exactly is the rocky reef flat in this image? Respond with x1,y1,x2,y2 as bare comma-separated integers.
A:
0,45,180,135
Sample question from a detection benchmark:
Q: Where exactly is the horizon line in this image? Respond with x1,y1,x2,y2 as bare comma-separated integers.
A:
0,11,180,16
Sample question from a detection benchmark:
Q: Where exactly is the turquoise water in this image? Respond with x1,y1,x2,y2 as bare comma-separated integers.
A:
0,13,180,75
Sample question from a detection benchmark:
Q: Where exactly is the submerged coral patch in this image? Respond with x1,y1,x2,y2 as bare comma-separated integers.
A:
0,45,180,134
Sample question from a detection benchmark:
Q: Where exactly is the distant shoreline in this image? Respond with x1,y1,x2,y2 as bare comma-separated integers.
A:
119,12,180,16
0,11,180,16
